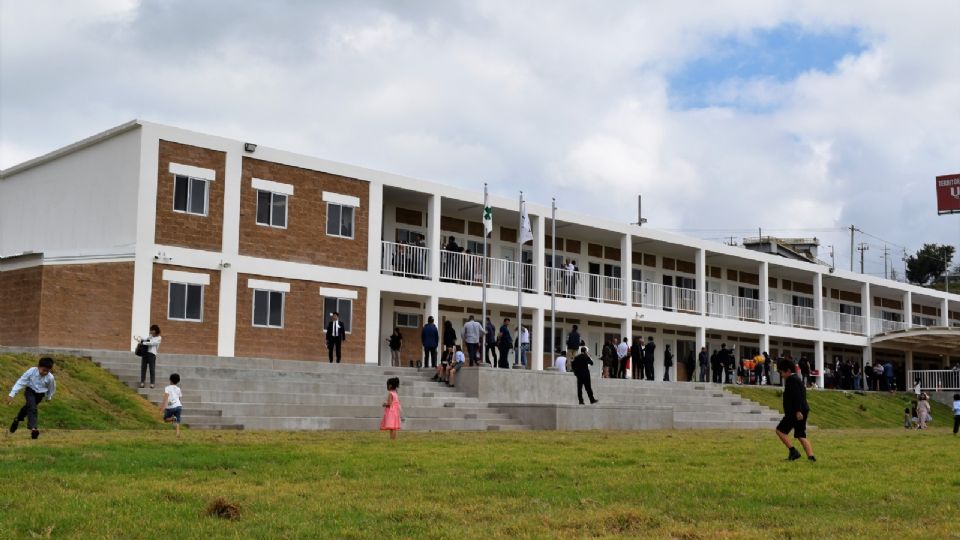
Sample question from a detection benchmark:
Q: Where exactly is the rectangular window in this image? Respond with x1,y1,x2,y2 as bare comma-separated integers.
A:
467,240,486,256
255,190,288,228
792,295,814,309
543,327,564,353
395,312,421,328
323,297,353,332
172,174,208,216
167,282,203,322
253,290,284,328
326,203,354,238
396,229,421,244
839,304,862,316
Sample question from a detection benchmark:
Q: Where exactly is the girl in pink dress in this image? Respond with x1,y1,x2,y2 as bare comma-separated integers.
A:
380,377,402,439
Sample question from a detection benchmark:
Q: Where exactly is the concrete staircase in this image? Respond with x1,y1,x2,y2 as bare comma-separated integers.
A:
85,350,530,431
582,377,783,429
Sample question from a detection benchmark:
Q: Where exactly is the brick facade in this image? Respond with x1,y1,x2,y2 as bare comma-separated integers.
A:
238,157,369,270
150,264,220,355
0,265,43,346
36,262,134,350
155,140,226,252
234,273,367,362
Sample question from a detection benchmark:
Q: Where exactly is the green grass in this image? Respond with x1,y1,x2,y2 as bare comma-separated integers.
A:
728,385,954,429
0,430,957,539
0,353,161,430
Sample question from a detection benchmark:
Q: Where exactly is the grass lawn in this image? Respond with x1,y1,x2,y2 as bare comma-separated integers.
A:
728,385,955,429
1,353,161,430
1,429,957,539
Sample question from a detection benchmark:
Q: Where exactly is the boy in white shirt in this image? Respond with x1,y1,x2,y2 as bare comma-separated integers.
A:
447,346,466,388
160,373,183,437
554,350,568,373
7,357,56,440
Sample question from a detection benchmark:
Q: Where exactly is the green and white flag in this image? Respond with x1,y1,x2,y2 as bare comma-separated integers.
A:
483,187,493,236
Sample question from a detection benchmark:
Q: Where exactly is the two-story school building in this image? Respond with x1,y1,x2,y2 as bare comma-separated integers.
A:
1,120,958,389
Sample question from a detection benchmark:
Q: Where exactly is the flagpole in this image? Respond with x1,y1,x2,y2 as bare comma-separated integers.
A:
481,183,488,366
550,198,556,370
516,191,523,368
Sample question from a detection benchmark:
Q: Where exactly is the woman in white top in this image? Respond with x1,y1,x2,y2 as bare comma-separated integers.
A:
917,394,931,429
134,325,162,388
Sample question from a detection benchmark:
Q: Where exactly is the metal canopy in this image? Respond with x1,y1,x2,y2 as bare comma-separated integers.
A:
871,327,960,355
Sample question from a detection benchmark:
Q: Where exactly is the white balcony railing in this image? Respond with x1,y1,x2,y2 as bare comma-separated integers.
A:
907,369,960,391
381,241,431,279
438,250,536,292
705,292,763,322
821,311,865,335
768,301,817,329
545,267,624,304
632,281,697,312
870,317,909,336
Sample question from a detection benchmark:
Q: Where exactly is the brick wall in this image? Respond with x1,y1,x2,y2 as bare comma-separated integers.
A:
155,140,226,252
234,273,367,362
0,266,43,346
150,264,220,355
238,157,369,270
38,262,134,350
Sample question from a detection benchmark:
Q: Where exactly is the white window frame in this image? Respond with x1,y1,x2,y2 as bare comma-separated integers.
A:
166,282,204,323
252,289,285,329
323,297,353,334
395,312,421,328
256,190,289,229
172,174,209,217
325,202,355,239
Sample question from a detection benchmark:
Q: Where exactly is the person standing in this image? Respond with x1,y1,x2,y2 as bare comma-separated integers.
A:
643,337,656,381
616,337,629,379
441,320,457,367
387,328,403,367
698,347,709,383
663,345,674,382
421,316,439,369
775,358,815,462
917,394,931,430
134,325,162,389
572,347,598,405
952,393,960,435
326,312,346,363
601,339,616,378
380,377,402,440
762,352,772,385
884,360,895,392
566,325,581,359
852,361,862,391
798,356,811,388
710,349,722,383
631,337,644,380
7,357,56,440
517,325,530,368
462,315,483,367
497,318,513,369
484,317,498,366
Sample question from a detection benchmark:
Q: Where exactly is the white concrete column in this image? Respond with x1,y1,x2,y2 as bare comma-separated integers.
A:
217,145,243,357
862,345,872,389
378,295,393,366
905,349,914,379
861,282,872,336
903,291,913,327
425,295,439,322
941,297,950,326
533,214,545,295
621,233,632,306
621,318,633,378
696,248,706,315
696,326,707,382
366,182,384,274
131,128,161,352
760,334,770,355
814,340,825,388
426,194,441,280
813,272,823,331
364,286,381,365
759,261,769,323
532,307,545,371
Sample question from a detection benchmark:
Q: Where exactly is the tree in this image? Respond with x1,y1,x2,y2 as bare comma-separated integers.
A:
905,244,954,285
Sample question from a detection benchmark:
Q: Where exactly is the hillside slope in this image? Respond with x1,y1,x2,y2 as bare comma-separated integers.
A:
0,353,162,430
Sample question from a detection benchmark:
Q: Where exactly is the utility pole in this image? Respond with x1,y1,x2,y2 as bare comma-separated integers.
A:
828,245,835,270
882,245,890,280
849,225,857,272
857,242,869,274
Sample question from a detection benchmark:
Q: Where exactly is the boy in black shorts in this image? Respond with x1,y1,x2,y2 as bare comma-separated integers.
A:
775,358,815,462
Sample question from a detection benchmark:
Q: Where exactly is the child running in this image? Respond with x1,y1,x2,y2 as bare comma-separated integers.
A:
159,373,183,438
7,357,56,440
775,358,815,462
380,377,402,440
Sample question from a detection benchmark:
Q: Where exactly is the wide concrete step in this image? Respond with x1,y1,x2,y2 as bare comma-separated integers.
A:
674,419,780,429
91,353,416,374
141,390,481,408
234,416,528,431
202,403,516,420
673,411,780,422
115,376,465,397
97,362,436,384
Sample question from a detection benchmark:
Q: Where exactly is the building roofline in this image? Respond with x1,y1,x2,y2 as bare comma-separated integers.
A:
0,120,142,179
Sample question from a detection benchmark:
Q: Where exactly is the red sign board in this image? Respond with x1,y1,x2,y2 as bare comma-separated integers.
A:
937,173,960,215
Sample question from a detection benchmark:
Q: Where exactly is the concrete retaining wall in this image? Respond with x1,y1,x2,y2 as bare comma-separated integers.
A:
491,403,674,430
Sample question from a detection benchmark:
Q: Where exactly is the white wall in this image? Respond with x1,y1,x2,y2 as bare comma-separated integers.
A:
0,128,142,256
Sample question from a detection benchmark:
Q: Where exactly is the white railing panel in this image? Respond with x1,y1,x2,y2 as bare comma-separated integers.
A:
907,369,960,391
544,267,623,304
822,311,865,335
705,292,762,322
768,302,817,329
870,317,908,336
381,241,431,279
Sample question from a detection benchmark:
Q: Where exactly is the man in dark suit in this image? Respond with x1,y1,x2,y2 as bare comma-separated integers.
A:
326,312,346,363
776,358,815,462
571,347,598,405
643,336,656,381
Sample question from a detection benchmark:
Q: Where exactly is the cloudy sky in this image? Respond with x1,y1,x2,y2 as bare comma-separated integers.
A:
2,0,958,277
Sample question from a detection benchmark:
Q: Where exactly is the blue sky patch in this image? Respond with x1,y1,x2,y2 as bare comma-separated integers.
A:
669,23,867,110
